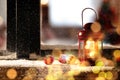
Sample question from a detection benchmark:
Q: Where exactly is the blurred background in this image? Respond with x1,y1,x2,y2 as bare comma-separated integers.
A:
41,0,120,46
0,0,7,50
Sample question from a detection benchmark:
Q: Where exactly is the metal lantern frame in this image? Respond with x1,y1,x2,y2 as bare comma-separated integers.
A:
78,8,98,61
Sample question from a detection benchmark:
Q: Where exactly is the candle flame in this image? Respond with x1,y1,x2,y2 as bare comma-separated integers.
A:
85,38,102,58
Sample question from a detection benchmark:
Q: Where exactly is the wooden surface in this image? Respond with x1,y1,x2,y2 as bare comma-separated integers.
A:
0,60,118,80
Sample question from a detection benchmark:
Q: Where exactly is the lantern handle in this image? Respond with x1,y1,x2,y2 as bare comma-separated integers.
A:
81,8,98,29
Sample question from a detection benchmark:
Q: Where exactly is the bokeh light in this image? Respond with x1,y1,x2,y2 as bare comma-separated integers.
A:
96,77,105,80
98,71,106,78
113,50,120,58
92,67,100,74
6,68,17,79
98,71,113,80
89,51,95,58
95,60,104,66
91,22,101,33
106,71,113,80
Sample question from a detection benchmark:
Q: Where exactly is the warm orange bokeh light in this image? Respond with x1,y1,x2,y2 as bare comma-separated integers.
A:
106,71,113,80
98,71,106,78
113,50,120,58
96,77,105,80
6,68,17,79
84,38,102,59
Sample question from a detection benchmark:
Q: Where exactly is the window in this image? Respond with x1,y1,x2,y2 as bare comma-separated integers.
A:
41,0,103,49
0,0,7,50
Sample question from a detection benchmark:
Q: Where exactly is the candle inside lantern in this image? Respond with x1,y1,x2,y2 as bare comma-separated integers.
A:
78,22,104,65
84,22,103,59
84,38,102,59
